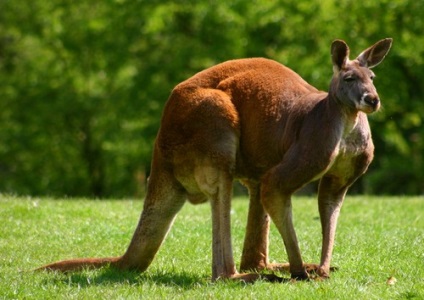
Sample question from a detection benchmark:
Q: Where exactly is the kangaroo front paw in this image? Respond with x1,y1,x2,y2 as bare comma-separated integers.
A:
266,262,337,280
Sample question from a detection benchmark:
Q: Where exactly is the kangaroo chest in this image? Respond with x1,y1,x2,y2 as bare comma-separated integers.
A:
326,120,374,181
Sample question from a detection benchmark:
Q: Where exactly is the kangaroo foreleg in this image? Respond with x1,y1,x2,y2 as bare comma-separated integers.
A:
262,192,306,279
240,181,321,274
260,148,329,280
316,176,349,278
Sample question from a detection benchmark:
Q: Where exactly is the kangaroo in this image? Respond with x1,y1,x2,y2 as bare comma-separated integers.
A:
37,38,392,282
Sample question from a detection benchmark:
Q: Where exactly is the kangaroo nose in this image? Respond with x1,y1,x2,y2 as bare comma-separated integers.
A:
364,93,380,109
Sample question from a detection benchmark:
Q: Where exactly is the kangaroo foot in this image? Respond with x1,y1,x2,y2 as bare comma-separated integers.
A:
229,272,285,283
265,263,338,280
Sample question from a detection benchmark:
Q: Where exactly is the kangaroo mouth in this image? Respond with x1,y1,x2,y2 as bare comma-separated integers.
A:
359,94,380,113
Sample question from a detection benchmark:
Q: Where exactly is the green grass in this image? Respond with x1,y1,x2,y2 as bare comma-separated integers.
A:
1,194,423,299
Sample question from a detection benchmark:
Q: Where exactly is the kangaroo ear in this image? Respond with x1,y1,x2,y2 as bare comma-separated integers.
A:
357,38,393,68
331,40,350,72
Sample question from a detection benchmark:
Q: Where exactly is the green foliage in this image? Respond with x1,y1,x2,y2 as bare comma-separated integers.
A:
0,0,423,196
1,195,423,299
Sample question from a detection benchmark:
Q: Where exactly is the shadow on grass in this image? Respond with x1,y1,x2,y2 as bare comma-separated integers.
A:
45,267,209,290
43,267,291,289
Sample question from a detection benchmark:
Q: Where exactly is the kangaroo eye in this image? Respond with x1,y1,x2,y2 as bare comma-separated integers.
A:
370,75,375,81
344,76,355,82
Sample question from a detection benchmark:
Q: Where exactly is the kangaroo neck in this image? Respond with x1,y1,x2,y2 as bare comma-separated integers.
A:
325,92,363,138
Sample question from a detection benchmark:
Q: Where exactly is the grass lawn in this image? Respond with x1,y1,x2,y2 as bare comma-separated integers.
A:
0,194,423,299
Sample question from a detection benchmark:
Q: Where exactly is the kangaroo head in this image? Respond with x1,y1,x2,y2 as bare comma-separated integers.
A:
330,38,392,114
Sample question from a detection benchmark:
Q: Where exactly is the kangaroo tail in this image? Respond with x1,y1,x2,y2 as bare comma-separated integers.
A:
35,256,121,272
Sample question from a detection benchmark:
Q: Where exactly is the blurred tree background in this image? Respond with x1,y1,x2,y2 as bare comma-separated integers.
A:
0,0,422,197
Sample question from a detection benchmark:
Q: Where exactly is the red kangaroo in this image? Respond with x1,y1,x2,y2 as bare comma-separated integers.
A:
38,38,392,282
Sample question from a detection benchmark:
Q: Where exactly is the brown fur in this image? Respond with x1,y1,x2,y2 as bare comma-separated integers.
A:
37,39,392,282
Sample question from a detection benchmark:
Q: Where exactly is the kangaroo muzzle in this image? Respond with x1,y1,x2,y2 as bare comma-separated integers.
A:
362,93,380,112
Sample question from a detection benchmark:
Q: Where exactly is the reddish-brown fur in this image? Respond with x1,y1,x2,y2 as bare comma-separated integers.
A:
37,39,392,282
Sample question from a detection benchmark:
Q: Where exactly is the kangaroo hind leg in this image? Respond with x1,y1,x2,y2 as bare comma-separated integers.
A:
240,180,271,272
202,165,280,282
